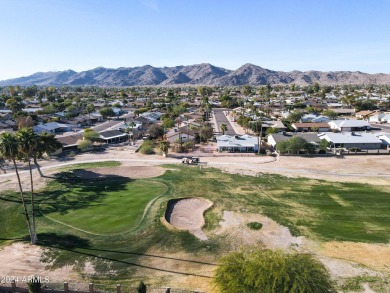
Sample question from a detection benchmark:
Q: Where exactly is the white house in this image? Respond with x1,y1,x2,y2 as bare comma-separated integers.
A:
319,132,382,150
33,122,73,134
328,120,371,132
312,115,330,123
216,135,259,152
300,114,317,122
376,133,390,146
369,113,390,124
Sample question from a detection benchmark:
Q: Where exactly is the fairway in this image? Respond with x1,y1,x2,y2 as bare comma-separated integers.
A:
40,180,167,235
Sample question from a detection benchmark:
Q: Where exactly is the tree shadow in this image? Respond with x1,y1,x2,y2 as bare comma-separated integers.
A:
38,170,131,216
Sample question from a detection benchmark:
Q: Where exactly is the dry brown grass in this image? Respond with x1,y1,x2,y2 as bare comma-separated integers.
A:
321,241,390,272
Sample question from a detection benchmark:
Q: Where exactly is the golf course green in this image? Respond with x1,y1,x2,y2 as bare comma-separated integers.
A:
40,180,167,235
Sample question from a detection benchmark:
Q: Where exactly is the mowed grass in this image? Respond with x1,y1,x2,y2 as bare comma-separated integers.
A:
40,180,167,235
59,161,121,171
0,194,29,243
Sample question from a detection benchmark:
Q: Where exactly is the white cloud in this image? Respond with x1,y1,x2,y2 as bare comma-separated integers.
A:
139,0,159,11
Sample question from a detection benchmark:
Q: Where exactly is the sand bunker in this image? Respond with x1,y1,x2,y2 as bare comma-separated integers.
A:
72,166,165,179
165,198,212,240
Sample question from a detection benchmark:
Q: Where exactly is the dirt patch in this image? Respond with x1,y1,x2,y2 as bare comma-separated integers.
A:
73,166,165,179
214,211,380,279
216,211,304,250
321,241,390,273
165,198,212,240
0,242,77,283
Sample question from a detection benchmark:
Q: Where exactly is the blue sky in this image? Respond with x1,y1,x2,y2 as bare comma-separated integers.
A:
0,0,390,80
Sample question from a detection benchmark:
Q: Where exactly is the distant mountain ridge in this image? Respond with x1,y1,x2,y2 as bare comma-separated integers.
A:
1,63,390,86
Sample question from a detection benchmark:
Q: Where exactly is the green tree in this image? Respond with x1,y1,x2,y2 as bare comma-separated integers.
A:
287,111,304,123
322,109,338,120
148,124,164,139
162,118,175,129
83,128,100,142
159,140,170,157
266,127,279,135
99,107,115,119
200,123,213,142
214,248,335,293
136,281,147,293
77,140,93,152
0,132,34,243
319,139,330,150
33,132,62,177
16,127,39,244
85,103,95,125
242,84,252,96
220,123,228,135
6,98,24,114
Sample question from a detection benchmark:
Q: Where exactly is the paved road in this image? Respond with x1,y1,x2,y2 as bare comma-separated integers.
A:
370,123,390,132
212,108,236,135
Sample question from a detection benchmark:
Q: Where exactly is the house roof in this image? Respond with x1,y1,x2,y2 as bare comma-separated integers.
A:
57,134,82,146
329,120,370,128
216,135,258,148
99,130,128,140
330,108,356,114
269,133,322,144
35,122,70,131
319,132,382,144
292,123,330,128
355,110,376,116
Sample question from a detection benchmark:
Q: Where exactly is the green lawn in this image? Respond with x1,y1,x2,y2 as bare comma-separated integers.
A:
40,180,167,235
59,161,121,171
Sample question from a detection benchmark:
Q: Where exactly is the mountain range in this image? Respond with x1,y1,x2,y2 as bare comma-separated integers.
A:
1,63,390,87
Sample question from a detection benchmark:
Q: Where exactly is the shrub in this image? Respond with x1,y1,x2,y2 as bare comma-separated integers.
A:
139,140,155,154
214,248,335,293
247,222,263,230
28,277,41,293
137,281,147,293
77,140,93,152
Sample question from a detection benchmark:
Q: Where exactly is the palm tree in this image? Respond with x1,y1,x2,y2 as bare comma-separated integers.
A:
0,132,33,243
220,123,228,135
17,128,39,244
159,140,169,157
125,121,136,145
255,116,263,154
33,132,63,177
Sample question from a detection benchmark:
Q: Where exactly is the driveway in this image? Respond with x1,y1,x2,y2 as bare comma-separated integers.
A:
212,108,237,135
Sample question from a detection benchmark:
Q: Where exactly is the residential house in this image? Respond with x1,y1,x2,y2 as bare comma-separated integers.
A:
267,133,322,148
376,133,390,147
330,108,356,116
328,120,371,132
216,135,259,152
99,130,128,144
355,110,378,119
167,132,195,144
33,122,73,134
57,134,82,152
369,113,390,124
292,123,331,132
319,132,382,150
312,116,331,123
